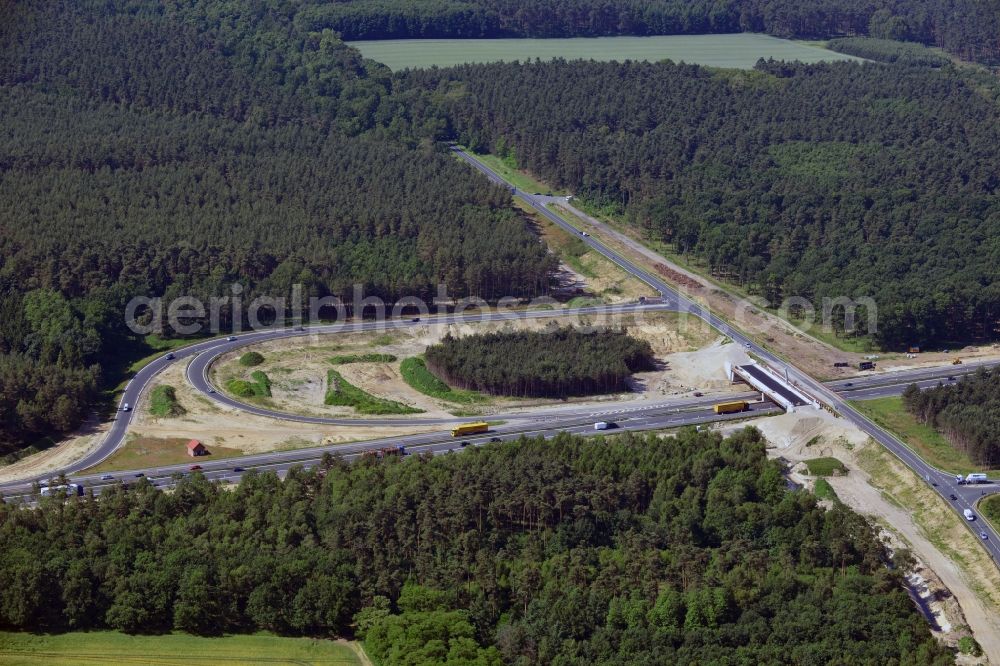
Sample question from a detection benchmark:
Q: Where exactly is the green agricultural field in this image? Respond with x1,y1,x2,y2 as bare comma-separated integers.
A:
0,630,363,666
350,34,862,71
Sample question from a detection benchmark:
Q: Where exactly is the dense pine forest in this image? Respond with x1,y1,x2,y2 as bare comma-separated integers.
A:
424,327,656,397
0,0,553,453
0,431,952,663
306,0,1000,65
403,59,1000,349
903,369,1000,468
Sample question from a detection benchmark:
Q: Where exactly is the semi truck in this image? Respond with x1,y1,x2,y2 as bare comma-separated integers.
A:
452,422,489,437
966,473,989,484
40,483,83,497
713,401,749,415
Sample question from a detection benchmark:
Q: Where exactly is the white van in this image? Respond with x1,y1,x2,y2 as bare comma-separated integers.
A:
964,509,975,521
966,473,989,484
122,403,131,412
594,422,609,431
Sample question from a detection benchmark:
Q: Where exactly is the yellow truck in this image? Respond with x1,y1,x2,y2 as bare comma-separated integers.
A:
713,401,749,415
451,422,489,437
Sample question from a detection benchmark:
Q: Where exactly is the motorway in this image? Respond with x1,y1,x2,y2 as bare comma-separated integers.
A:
454,146,1000,560
3,148,1000,561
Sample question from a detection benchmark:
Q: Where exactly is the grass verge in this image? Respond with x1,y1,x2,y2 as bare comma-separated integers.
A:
149,385,186,418
330,353,398,365
813,478,839,501
88,437,245,473
804,457,847,476
980,495,1000,535
856,441,1000,614
325,370,423,415
227,372,272,399
400,357,488,404
852,397,998,475
459,147,566,195
0,630,362,666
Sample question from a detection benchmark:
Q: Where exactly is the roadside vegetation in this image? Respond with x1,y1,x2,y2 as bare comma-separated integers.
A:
902,371,1000,468
227,372,272,399
399,357,487,404
978,495,1000,534
813,478,839,501
148,385,185,418
329,353,398,365
0,430,949,663
88,436,244,473
325,370,422,415
0,630,363,666
239,352,264,367
804,457,848,476
851,397,991,474
424,327,656,398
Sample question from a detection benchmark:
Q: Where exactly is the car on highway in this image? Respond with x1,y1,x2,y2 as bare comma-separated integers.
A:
295,326,305,331
134,472,144,478
949,493,958,501
100,474,114,481
460,441,470,447
208,388,216,393
490,437,502,443
165,352,175,360
121,403,131,412
412,317,420,322
232,467,244,472
694,391,704,397
744,342,752,349
981,531,989,540
948,376,956,381
580,231,589,237
227,335,238,341
189,465,202,471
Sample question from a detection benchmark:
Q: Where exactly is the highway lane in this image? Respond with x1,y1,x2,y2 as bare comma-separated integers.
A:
0,400,782,502
452,146,1000,561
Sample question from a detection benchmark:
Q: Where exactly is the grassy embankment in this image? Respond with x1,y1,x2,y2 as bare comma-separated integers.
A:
400,357,488,405
852,396,1000,475
227,371,272,399
325,370,422,415
330,353,398,364
149,385,186,418
804,457,848,476
0,630,363,666
89,436,244,473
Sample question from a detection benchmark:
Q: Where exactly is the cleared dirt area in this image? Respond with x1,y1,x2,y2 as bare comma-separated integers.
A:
0,416,110,484
210,311,730,420
717,410,1000,661
123,361,443,462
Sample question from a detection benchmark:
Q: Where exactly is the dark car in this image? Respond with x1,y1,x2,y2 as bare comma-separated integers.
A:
411,317,420,323
693,391,704,397
189,465,202,471
949,493,958,501
948,376,956,381
460,441,470,447
490,437,502,443
134,472,145,478
165,352,175,360
845,382,853,387
233,466,244,472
